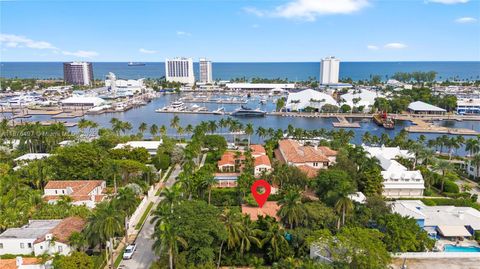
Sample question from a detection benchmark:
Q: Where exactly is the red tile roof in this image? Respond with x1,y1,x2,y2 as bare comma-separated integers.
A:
242,202,280,221
34,217,86,244
43,180,105,203
254,155,271,167
277,139,334,163
250,144,266,155
298,165,320,178
217,151,238,167
0,258,43,269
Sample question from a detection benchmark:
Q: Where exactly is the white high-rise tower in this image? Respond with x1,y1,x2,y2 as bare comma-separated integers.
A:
165,57,195,85
320,56,340,85
199,58,212,84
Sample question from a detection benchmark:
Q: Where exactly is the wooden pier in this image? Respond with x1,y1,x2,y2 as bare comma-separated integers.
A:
406,119,478,135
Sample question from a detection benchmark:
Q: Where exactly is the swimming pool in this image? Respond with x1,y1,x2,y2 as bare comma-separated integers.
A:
444,245,480,252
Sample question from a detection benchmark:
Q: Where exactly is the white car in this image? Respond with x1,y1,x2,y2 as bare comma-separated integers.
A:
123,244,136,260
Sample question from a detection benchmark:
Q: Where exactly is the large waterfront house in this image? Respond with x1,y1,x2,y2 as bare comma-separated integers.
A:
216,145,272,186
275,139,337,178
43,180,106,208
113,140,163,155
285,89,338,112
363,145,425,197
0,217,86,256
390,200,480,239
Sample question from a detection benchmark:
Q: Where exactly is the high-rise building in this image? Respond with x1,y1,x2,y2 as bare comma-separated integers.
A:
199,58,213,84
320,56,340,85
63,62,94,86
165,57,195,85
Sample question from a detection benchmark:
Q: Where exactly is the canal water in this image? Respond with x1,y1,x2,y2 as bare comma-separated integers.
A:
8,94,480,146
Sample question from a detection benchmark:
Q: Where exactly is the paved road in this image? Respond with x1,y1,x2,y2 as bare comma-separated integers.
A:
119,165,181,269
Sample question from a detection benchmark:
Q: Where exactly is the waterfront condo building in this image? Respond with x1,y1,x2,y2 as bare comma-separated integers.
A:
63,62,94,86
199,58,213,84
320,56,340,85
165,57,195,85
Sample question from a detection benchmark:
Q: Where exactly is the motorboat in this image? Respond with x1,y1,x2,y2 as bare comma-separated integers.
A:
213,107,225,115
231,106,266,117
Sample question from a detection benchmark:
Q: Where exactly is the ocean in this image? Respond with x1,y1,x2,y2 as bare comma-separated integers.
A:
1,62,479,81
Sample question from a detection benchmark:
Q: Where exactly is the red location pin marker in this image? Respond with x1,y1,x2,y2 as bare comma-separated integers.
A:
251,179,271,208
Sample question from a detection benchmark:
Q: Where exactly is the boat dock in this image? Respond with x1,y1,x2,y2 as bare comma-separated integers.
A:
155,110,232,116
406,119,478,135
332,116,361,128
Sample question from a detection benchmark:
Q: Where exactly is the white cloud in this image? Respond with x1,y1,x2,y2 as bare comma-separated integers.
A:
176,31,191,37
1,33,98,58
139,48,157,54
243,7,265,17
245,0,370,21
367,45,379,50
0,34,57,50
384,43,407,49
455,17,477,23
62,50,98,58
428,0,469,4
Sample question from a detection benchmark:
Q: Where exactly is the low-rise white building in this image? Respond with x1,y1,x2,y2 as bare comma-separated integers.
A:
390,200,480,238
407,101,446,115
285,89,338,112
363,145,424,197
113,140,163,155
0,217,86,256
43,180,106,208
457,98,480,114
60,96,106,108
14,153,51,171
339,89,382,112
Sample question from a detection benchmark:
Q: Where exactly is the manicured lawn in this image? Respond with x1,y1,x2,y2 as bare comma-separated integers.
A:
135,201,154,230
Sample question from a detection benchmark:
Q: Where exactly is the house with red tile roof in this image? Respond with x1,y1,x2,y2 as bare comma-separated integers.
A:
43,180,106,208
217,145,272,182
275,139,337,177
0,217,86,256
0,257,48,269
241,202,280,221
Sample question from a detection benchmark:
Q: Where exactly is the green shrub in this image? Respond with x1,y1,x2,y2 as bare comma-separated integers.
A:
443,180,459,193
209,188,241,206
421,199,436,206
423,189,433,196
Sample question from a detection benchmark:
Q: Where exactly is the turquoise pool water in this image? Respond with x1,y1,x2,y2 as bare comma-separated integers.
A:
444,245,480,252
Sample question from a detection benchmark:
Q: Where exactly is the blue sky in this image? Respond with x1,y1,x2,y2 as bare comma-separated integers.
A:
1,0,479,62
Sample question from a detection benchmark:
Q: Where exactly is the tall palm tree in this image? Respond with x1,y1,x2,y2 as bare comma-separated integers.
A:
277,189,306,229
217,208,242,268
466,138,480,156
432,159,454,192
238,216,262,255
85,202,124,268
208,120,218,134
470,154,480,179
261,220,288,261
170,115,180,132
361,131,371,145
138,122,148,138
160,125,167,137
334,196,353,229
152,222,188,269
150,124,159,138
245,123,254,146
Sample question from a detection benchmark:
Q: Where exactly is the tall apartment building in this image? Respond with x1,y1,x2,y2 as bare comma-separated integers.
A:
63,62,94,86
199,58,213,84
165,57,195,85
320,56,340,85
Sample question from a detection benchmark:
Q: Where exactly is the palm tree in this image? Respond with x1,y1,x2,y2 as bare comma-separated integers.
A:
470,154,480,179
138,122,148,138
217,208,242,268
150,124,158,138
170,115,180,132
245,123,254,146
465,138,480,156
277,189,305,229
261,220,288,261
160,125,167,137
208,120,218,134
85,202,124,268
77,118,89,136
114,187,138,216
334,196,353,229
238,216,262,255
185,124,193,136
361,131,371,145
432,159,454,192
152,222,188,269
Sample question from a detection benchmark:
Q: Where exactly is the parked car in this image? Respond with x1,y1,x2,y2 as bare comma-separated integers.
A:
123,244,137,260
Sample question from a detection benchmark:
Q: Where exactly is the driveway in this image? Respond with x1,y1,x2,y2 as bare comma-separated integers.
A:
119,165,181,269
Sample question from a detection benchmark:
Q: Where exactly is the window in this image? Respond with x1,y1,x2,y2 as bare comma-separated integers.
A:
28,243,32,248
20,243,25,249
0,243,3,249
58,246,63,252
313,162,318,167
